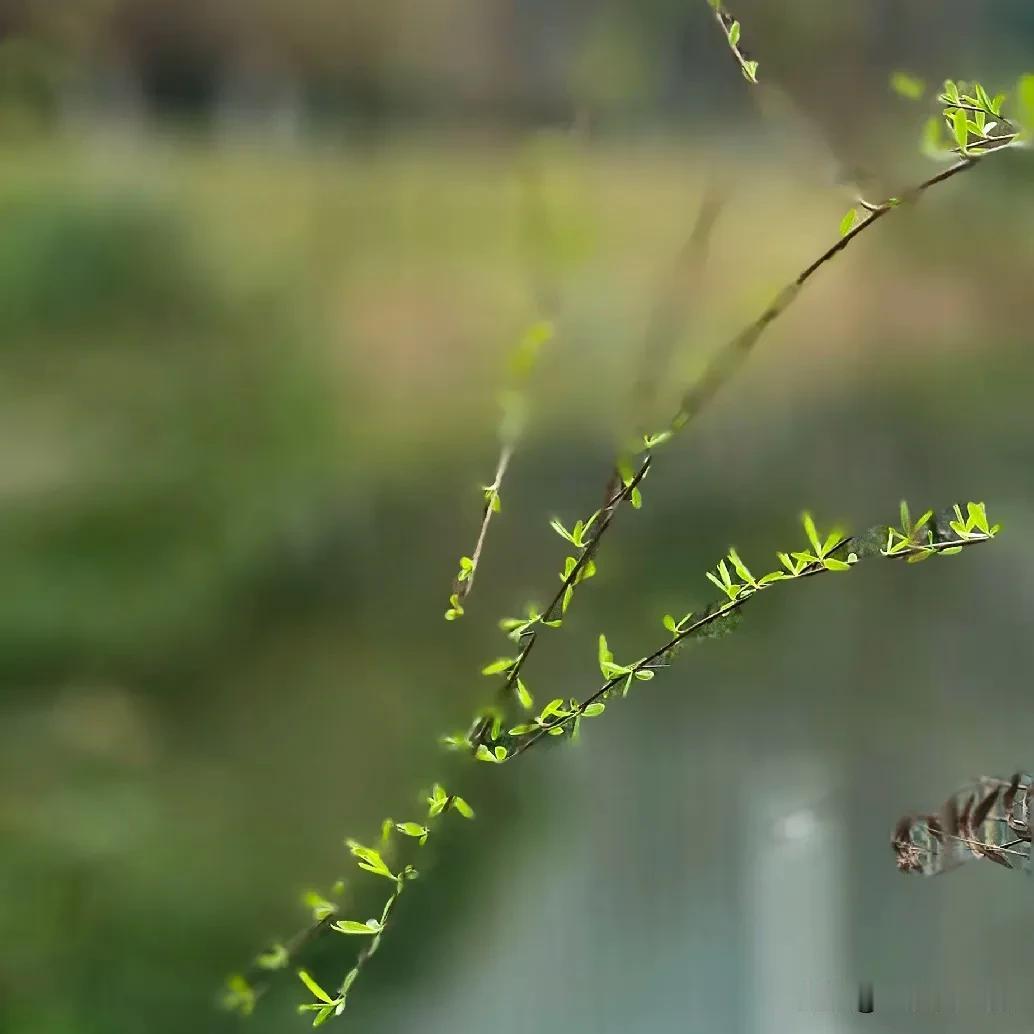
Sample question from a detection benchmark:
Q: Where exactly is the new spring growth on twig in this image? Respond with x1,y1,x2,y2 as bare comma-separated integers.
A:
707,0,759,84
838,73,1031,233
445,319,555,620
223,783,473,1025
222,10,1027,1020
467,503,999,764
224,499,999,1027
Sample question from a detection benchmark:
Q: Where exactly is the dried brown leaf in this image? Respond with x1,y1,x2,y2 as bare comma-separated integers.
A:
958,794,976,849
1002,772,1021,813
893,772,1032,877
981,847,1014,870
893,816,913,844
972,786,999,828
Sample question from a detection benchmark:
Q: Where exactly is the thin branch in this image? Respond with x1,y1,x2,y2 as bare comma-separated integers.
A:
240,916,336,1008
670,153,987,431
941,834,1030,860
708,1,760,84
228,12,1025,1016
471,460,652,745
470,41,1021,755
482,142,1008,739
450,445,512,601
630,182,725,429
508,521,992,760
446,138,572,617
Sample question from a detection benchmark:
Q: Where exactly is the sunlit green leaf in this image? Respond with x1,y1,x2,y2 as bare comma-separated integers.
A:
452,796,475,819
481,657,515,676
302,891,337,923
515,677,533,710
802,512,822,555
822,557,851,572
952,107,969,151
967,501,990,535
395,822,428,839
333,919,382,935
256,943,289,970
890,71,925,100
299,969,334,1003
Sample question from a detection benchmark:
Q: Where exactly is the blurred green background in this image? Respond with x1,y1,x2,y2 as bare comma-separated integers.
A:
1,2,1034,1032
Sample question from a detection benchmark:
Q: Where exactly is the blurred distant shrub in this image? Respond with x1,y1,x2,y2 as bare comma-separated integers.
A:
0,188,342,683
0,194,212,335
0,36,67,135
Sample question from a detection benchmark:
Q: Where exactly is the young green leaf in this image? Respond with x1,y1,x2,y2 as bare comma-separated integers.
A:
452,795,475,819
298,969,333,1003
967,501,990,535
727,548,756,587
481,657,516,676
427,784,449,816
515,677,533,710
509,319,554,379
475,744,507,763
839,208,858,237
332,919,383,935
1017,73,1034,132
346,841,395,880
395,822,429,842
952,107,969,151
256,943,289,970
643,430,672,449
222,974,257,1016
539,698,567,720
444,592,464,621
481,484,502,514
802,512,822,555
890,71,925,100
302,890,337,923
550,518,576,544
